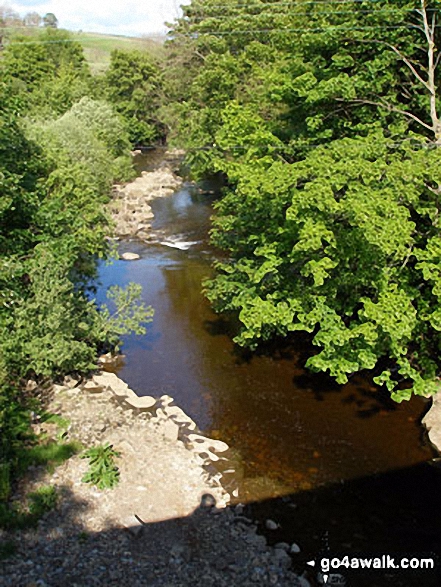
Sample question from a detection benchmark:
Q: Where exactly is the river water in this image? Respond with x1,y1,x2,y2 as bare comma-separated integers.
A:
97,164,441,586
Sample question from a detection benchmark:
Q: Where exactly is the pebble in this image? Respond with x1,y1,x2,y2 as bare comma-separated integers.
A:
1,366,304,587
265,519,279,531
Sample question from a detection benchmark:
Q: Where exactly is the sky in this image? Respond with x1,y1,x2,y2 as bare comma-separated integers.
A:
9,0,190,36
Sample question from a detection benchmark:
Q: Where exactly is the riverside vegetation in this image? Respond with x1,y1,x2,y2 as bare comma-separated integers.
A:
2,0,441,534
164,0,441,403
0,25,163,520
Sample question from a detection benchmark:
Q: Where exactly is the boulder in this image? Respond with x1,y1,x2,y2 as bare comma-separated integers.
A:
121,252,140,261
124,394,156,410
423,394,441,452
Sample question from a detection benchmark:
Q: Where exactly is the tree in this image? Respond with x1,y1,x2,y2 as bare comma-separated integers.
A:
1,28,91,114
104,49,164,146
23,12,42,27
43,12,58,29
167,0,441,401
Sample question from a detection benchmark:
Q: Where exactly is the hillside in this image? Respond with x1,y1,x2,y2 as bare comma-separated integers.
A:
1,27,166,72
75,31,166,73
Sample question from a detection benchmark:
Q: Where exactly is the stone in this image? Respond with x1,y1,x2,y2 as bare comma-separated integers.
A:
93,373,129,397
289,542,301,554
265,519,279,531
187,433,229,453
121,252,140,261
423,394,441,452
162,419,179,442
82,380,104,393
63,375,79,389
124,394,156,410
97,352,124,367
123,515,144,537
118,440,136,454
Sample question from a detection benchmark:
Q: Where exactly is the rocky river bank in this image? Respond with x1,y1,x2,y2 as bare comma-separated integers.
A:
0,153,310,586
1,371,307,587
109,149,184,240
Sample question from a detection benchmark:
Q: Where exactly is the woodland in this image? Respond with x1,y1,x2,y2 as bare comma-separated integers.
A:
1,0,441,512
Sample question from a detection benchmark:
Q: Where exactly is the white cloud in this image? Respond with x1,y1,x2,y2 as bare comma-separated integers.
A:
10,0,190,36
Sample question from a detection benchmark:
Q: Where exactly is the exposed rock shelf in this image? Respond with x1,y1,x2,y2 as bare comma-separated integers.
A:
1,373,306,587
423,393,441,452
109,150,184,240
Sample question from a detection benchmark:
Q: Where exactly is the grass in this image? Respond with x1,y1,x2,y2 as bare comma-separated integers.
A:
75,31,165,73
0,438,80,533
0,485,58,531
16,440,81,475
1,27,165,74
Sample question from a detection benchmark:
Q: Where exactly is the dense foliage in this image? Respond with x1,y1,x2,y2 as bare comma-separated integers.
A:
2,28,91,115
0,29,158,499
166,0,441,401
103,49,164,145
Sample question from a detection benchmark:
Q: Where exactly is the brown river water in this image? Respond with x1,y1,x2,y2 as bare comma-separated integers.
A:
96,165,441,586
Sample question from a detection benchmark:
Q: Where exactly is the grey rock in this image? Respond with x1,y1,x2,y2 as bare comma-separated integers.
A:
265,519,279,531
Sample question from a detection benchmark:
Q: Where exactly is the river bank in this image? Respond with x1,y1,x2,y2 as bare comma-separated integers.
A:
0,155,308,586
109,149,184,240
0,371,305,587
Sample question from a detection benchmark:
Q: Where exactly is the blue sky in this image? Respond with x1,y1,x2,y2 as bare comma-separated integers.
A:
10,0,190,36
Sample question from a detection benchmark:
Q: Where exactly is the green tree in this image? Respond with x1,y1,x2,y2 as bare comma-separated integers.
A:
2,28,91,114
43,13,58,29
104,48,163,145
168,0,441,401
0,72,151,498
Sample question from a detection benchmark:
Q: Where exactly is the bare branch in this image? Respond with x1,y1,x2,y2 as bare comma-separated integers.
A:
338,98,434,132
387,44,430,90
359,38,430,91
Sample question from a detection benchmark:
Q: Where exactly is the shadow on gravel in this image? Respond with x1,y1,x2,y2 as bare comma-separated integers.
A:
247,461,441,587
2,461,441,587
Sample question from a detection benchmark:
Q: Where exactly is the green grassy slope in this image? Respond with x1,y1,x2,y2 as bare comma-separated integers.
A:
75,31,166,73
1,27,165,72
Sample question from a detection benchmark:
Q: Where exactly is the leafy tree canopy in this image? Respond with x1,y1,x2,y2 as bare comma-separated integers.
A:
167,0,441,401
103,48,164,146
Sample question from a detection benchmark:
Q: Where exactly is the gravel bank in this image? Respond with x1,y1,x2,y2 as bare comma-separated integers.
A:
0,373,307,587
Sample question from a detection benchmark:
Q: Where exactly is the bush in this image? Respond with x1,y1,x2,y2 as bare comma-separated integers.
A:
81,444,121,489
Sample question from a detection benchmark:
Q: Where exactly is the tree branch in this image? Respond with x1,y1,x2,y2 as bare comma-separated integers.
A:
361,38,430,91
337,98,434,132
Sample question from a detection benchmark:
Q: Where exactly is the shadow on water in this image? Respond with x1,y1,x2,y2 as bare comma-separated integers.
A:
95,172,440,583
247,460,441,587
2,469,441,587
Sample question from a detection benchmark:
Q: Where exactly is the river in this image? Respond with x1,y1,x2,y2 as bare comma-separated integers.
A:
96,158,441,586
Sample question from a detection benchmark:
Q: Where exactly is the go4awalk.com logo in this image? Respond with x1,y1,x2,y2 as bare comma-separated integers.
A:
306,554,437,585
